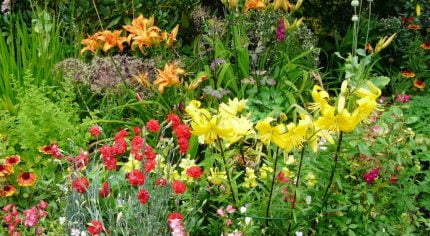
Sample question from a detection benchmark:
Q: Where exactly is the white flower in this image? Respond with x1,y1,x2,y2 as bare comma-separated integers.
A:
80,231,87,236
245,217,252,225
59,217,66,225
295,232,303,236
240,206,247,214
70,228,80,236
305,196,312,205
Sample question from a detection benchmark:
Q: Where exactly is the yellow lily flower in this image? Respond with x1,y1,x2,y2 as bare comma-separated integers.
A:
224,116,254,144
191,115,233,145
273,0,292,12
374,33,396,53
165,24,179,47
255,117,288,148
283,121,308,152
355,81,381,100
219,98,248,118
309,85,331,114
315,107,359,133
208,168,227,185
153,63,185,93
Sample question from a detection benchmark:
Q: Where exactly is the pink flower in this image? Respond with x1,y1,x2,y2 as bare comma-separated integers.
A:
395,94,411,103
363,168,380,184
217,208,225,217
38,200,48,210
23,207,39,227
226,205,236,214
226,219,233,226
276,18,286,41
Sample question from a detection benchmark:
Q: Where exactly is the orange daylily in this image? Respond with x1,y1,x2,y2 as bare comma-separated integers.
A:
80,33,101,55
244,0,266,13
97,30,130,53
132,72,151,88
164,24,179,47
123,15,155,37
154,63,185,93
131,26,163,52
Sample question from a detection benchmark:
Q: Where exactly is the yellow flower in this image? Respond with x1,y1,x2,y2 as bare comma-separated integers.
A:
243,167,258,188
208,168,227,185
131,72,151,88
224,116,254,144
309,85,331,114
244,0,266,13
259,164,273,180
285,155,295,165
185,100,212,122
355,81,381,100
283,120,308,152
122,157,142,173
305,172,317,187
191,115,233,145
178,157,196,170
352,97,378,123
374,33,396,53
97,30,130,53
280,167,294,179
80,32,101,54
315,107,359,133
218,98,248,118
255,117,288,148
164,24,179,47
273,0,292,12
153,63,185,93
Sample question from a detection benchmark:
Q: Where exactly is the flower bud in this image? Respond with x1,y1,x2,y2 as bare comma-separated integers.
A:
352,15,359,22
351,0,359,7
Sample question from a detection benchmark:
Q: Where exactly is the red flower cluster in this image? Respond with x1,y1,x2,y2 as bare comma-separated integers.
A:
363,168,380,184
99,129,129,170
137,189,150,205
87,220,106,235
72,177,90,193
156,178,167,187
168,114,191,155
130,135,157,172
146,119,160,132
186,166,203,179
127,170,145,186
3,201,48,235
66,150,90,170
172,180,187,195
88,125,102,138
39,143,63,158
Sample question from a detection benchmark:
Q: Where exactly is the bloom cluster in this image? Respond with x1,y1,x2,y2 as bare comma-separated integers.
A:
2,201,48,235
0,155,37,198
167,114,192,154
81,15,179,54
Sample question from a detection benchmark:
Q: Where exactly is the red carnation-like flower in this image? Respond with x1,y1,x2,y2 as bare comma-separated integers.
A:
172,180,187,195
186,166,203,179
137,189,150,205
72,177,90,194
114,129,128,140
38,200,48,210
88,125,102,138
87,220,105,235
173,124,191,155
167,114,181,128
5,155,21,166
390,174,399,184
156,178,167,187
144,159,156,173
99,182,110,198
146,119,160,132
168,212,184,221
126,170,145,186
133,126,141,135
167,212,185,234
144,145,156,160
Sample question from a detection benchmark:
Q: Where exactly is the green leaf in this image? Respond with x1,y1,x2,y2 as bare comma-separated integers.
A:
370,76,390,89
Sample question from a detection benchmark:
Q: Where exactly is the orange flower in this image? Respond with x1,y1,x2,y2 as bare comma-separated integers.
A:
413,80,425,89
244,0,266,13
132,72,151,88
0,185,16,197
4,155,21,166
407,24,421,30
80,32,101,55
123,15,155,37
420,42,430,50
0,164,13,177
97,30,130,53
153,63,185,93
17,172,37,187
131,26,163,52
164,24,179,47
401,70,416,78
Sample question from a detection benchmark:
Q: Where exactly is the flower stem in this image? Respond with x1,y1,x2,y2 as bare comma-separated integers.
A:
217,138,238,206
265,145,279,227
321,131,344,205
287,146,306,233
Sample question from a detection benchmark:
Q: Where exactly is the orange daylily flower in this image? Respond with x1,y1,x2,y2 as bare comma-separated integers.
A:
401,70,416,78
420,42,430,50
97,30,130,53
4,155,21,166
80,33,101,55
131,26,163,52
123,15,155,37
0,164,13,177
413,80,425,89
132,72,151,88
0,185,16,197
165,24,179,47
244,0,266,13
17,172,37,187
154,63,185,93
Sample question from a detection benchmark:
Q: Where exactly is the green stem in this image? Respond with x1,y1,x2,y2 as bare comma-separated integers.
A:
265,145,280,227
287,146,306,233
321,131,344,205
217,138,238,206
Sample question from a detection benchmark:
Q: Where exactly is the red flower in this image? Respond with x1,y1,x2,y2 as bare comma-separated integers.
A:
99,182,110,198
144,145,156,160
413,80,425,89
5,155,21,166
39,144,63,158
171,180,187,195
173,124,191,155
276,172,289,183
88,125,102,138
168,212,184,221
0,164,13,177
113,138,127,155
0,185,16,197
87,220,105,235
133,126,141,135
17,172,37,187
115,129,129,140
167,114,181,128
72,177,90,193
131,136,145,155
186,166,203,179
146,119,160,132
420,42,430,50
156,178,167,187
167,212,185,234
363,168,380,184
144,159,156,173
137,189,150,205
38,200,48,210
67,150,90,170
126,170,145,186
390,174,399,184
